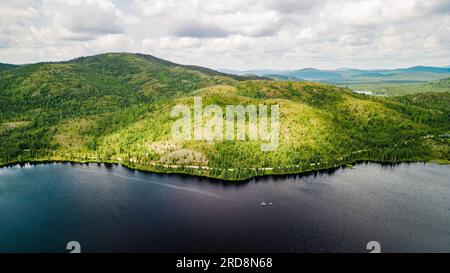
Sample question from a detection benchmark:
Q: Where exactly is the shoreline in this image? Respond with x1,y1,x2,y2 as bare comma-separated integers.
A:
1,157,449,182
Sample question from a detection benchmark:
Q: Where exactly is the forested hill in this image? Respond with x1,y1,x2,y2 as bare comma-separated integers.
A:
0,53,449,180
0,53,251,104
0,63,17,72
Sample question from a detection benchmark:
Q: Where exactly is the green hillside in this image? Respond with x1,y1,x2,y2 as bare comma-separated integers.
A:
0,53,449,180
0,63,17,72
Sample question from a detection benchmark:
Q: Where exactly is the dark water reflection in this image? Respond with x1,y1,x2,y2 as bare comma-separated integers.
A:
0,162,449,253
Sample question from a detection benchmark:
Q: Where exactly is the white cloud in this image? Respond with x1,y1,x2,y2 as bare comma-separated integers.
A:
0,0,449,69
0,1,39,26
42,0,125,41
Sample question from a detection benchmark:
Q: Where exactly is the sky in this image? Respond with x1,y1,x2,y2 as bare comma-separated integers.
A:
1,0,449,70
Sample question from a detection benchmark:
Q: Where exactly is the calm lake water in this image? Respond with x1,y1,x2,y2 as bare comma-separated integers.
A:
0,162,449,253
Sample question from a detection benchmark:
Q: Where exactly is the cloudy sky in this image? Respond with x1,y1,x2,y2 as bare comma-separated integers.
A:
1,0,449,70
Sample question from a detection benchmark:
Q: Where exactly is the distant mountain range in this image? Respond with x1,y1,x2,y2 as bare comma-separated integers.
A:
218,66,450,85
4,59,449,85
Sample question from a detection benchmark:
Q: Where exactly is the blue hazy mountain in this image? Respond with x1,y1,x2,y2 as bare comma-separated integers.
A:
290,68,343,82
218,66,450,84
392,66,450,74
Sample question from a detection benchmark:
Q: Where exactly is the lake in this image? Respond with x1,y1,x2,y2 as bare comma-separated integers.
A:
0,162,449,253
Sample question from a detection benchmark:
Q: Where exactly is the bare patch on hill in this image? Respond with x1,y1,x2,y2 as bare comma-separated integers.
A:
158,149,208,165
146,141,180,155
